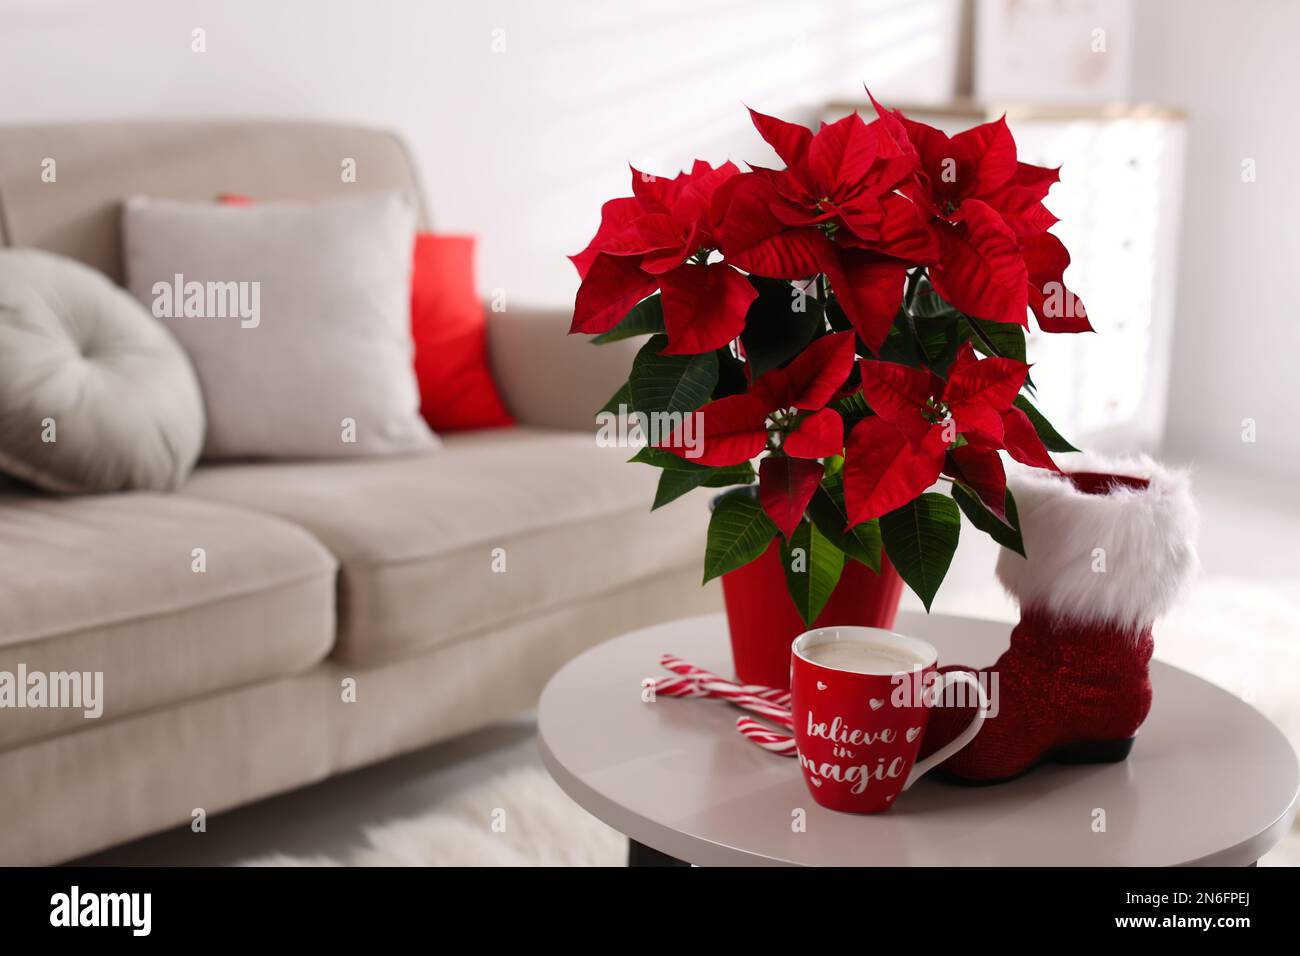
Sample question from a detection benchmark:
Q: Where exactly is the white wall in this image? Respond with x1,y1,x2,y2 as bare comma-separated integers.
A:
0,0,958,306
1131,0,1300,478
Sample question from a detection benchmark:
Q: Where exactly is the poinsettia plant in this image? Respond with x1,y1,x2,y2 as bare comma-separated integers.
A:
569,94,1089,622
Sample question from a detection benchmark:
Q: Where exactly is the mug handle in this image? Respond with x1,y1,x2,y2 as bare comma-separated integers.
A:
902,671,988,791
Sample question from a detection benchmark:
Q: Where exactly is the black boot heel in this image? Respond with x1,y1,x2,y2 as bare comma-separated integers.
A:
1051,737,1136,765
930,736,1138,787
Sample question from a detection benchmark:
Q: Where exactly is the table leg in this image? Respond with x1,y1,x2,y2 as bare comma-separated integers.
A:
627,838,688,867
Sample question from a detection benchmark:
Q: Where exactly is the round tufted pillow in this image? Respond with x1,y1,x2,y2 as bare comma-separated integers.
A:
0,248,205,493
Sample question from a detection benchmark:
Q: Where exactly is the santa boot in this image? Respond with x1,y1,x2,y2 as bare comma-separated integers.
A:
921,455,1198,784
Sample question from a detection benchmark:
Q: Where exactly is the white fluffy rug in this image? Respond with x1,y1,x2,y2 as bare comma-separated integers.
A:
243,766,625,867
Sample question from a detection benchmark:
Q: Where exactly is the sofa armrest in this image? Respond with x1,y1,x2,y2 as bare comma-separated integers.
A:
486,302,638,431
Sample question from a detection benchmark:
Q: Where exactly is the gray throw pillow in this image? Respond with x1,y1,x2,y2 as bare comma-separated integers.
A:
122,192,438,460
0,248,205,493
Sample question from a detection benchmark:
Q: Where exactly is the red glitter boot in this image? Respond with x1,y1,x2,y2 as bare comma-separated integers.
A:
921,457,1198,784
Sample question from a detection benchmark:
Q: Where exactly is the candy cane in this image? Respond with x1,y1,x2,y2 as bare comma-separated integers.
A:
653,657,794,730
659,655,791,705
659,655,792,706
736,716,797,756
650,675,712,699
654,677,794,729
650,657,799,755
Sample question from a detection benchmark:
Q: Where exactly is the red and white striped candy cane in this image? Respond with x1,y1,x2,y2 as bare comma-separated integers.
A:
735,716,797,757
649,675,712,699
652,656,793,730
659,655,792,707
652,654,799,749
653,676,794,729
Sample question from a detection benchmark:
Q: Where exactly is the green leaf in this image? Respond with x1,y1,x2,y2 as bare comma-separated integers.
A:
961,315,1026,364
833,391,872,428
909,277,1030,381
913,275,1025,360
739,277,825,378
1013,395,1080,453
628,334,719,420
628,446,698,471
599,381,632,417
961,315,1033,390
880,493,961,612
910,276,960,320
780,519,846,626
654,469,708,510
806,470,882,572
701,464,757,487
652,462,755,510
877,304,960,376
877,309,927,366
703,491,778,584
590,295,665,344
952,484,1025,557
912,313,964,373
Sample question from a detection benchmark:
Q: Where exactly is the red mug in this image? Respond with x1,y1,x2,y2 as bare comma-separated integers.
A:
791,626,988,813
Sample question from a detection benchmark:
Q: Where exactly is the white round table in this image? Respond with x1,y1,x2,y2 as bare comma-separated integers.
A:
539,612,1299,866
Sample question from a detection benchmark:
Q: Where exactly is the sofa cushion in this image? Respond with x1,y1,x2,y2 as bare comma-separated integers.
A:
0,248,205,493
0,488,336,749
181,427,711,665
410,234,515,432
121,192,438,460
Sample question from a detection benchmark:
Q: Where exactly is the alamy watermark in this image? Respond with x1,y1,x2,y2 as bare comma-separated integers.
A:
152,273,260,328
595,405,704,458
891,668,1000,718
50,886,150,936
0,665,103,718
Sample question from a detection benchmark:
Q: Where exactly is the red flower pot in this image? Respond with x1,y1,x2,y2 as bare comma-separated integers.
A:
721,540,905,690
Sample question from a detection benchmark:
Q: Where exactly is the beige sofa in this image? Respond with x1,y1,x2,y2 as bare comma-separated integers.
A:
0,121,718,865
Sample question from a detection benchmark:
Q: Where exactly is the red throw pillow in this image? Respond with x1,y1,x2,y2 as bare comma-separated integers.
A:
410,233,514,432
218,195,514,433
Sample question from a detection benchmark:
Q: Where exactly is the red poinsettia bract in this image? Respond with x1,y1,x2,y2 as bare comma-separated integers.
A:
569,161,758,355
570,98,1088,358
847,343,1057,525
868,94,1091,333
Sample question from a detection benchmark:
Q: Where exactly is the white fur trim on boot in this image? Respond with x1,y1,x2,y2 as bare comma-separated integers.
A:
995,454,1199,631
